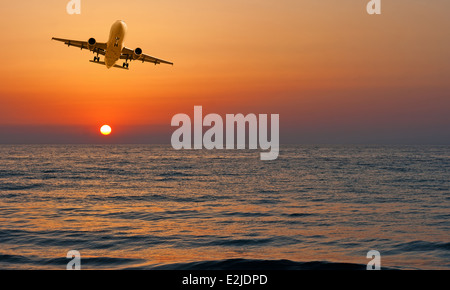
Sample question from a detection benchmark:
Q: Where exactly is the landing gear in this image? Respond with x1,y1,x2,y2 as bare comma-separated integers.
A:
123,62,129,69
93,56,100,62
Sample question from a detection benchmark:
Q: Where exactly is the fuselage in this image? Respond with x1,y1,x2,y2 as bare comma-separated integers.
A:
105,20,127,68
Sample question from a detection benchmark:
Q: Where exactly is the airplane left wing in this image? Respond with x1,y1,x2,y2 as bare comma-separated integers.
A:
52,38,107,55
121,47,173,65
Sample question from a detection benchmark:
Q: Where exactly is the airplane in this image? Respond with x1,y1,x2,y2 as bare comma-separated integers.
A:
52,20,173,70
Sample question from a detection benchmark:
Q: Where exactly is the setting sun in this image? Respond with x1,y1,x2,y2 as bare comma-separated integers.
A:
100,125,112,136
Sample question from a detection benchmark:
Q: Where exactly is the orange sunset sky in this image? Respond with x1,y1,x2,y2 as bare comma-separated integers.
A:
0,0,449,143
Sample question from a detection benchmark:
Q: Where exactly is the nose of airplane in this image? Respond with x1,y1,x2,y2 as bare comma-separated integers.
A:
115,20,127,32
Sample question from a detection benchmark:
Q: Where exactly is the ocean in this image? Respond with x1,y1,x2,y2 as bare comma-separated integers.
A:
0,145,448,270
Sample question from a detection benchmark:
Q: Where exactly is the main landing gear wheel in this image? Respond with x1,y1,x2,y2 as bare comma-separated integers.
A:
123,62,129,68
93,56,100,62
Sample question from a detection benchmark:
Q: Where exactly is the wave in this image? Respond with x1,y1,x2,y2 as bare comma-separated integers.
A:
130,258,369,270
0,255,396,270
393,240,450,252
0,183,44,191
0,254,145,269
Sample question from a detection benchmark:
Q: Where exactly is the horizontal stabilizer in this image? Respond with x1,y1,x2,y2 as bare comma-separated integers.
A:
89,60,129,70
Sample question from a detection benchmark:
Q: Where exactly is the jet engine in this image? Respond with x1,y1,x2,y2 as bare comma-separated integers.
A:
133,48,143,60
87,38,96,50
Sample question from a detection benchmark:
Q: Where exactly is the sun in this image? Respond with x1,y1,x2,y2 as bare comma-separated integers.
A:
100,125,112,136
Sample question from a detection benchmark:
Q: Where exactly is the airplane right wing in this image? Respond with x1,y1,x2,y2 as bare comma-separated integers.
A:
52,38,107,55
121,47,173,65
